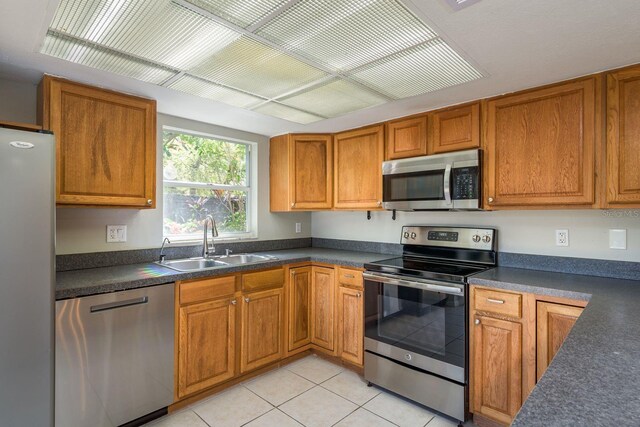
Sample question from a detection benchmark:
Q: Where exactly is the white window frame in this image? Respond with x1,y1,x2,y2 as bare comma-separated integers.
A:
162,126,258,243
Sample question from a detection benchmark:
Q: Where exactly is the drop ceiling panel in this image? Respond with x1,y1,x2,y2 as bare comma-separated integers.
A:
42,32,176,85
280,79,387,118
49,0,241,70
257,0,438,71
350,39,483,99
189,36,328,98
185,0,289,28
252,102,324,124
168,75,265,108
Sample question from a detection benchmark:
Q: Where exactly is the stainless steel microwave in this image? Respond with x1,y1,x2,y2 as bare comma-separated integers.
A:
382,149,481,210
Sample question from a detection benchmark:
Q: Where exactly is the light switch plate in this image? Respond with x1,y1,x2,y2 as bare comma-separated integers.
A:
609,229,627,250
107,225,127,243
295,223,302,233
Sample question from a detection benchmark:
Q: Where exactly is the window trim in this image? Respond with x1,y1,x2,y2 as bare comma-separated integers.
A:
162,126,258,243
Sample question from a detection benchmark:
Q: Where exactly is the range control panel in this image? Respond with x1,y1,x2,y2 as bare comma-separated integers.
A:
401,226,496,251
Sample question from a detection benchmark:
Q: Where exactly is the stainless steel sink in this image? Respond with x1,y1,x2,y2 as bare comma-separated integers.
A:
158,258,229,272
217,254,278,265
157,253,278,272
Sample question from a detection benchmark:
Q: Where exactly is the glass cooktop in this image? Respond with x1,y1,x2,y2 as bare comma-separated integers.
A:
364,256,490,283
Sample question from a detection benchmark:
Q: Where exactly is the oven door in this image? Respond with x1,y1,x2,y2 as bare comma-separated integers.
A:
363,272,467,383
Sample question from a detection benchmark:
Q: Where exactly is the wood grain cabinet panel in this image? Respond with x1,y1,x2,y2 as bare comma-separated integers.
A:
177,296,236,399
472,315,522,426
270,134,332,211
288,267,312,352
484,78,599,208
536,302,583,381
334,125,384,209
310,266,336,351
386,116,427,160
430,103,480,154
337,286,364,366
240,287,284,373
38,75,156,207
606,67,640,207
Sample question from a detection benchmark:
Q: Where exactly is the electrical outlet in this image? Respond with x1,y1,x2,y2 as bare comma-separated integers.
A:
295,222,302,233
609,229,627,250
555,229,569,247
107,225,127,243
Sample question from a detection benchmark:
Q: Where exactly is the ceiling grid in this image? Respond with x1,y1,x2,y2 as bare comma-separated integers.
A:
41,0,483,124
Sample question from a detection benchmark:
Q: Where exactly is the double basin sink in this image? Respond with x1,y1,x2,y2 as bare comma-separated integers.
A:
158,253,278,272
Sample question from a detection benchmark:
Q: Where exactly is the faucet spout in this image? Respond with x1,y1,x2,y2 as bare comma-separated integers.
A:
203,215,218,258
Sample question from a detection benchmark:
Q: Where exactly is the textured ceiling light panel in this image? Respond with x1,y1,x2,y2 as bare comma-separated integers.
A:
185,0,289,28
257,0,438,71
189,36,328,99
253,102,324,124
350,39,483,99
279,79,388,118
42,32,175,84
168,75,265,108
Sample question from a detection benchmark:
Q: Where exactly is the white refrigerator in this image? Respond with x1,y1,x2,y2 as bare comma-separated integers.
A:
0,127,55,426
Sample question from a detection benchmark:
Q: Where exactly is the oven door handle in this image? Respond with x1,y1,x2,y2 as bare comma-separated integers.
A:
363,272,464,296
443,163,452,206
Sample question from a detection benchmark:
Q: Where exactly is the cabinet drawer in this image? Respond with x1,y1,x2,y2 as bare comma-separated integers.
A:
179,276,236,306
474,288,522,319
241,268,285,292
337,267,362,288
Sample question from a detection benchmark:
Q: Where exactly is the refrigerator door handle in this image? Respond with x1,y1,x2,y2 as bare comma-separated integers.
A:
90,296,149,313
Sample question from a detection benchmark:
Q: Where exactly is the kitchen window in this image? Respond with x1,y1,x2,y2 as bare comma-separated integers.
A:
162,128,256,242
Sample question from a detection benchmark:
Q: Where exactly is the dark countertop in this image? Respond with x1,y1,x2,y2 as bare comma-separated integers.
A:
56,248,389,300
469,267,640,427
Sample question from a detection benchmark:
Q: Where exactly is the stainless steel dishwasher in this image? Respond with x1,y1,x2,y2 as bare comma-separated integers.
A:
56,283,174,427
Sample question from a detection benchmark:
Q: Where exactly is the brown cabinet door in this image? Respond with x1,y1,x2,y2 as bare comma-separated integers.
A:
240,287,284,373
311,266,335,351
334,125,384,209
288,267,312,352
291,134,333,209
40,76,156,207
430,102,480,154
536,302,583,381
606,67,640,207
484,78,598,208
337,286,363,366
177,297,236,398
386,116,427,160
472,315,522,425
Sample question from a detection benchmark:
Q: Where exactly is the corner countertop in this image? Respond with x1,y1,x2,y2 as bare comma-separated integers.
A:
56,248,392,300
469,267,640,427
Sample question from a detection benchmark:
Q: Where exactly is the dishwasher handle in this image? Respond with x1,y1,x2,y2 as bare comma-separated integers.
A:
90,296,149,313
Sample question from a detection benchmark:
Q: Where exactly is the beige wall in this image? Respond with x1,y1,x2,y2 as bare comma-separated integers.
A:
0,78,37,123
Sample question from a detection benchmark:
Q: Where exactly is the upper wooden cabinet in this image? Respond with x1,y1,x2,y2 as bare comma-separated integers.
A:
606,66,640,207
385,115,427,160
270,134,333,211
38,75,156,208
334,125,384,210
429,102,480,154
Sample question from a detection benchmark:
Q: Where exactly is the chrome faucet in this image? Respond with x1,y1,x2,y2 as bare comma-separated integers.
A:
202,215,219,258
159,238,171,263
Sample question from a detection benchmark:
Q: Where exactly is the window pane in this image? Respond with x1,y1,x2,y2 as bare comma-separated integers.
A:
163,188,248,238
163,131,247,185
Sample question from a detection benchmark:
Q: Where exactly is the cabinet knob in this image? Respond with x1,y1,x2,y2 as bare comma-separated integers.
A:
377,200,382,207
356,292,362,298
146,199,153,205
487,197,494,203
244,297,250,303
230,299,237,305
291,202,296,208
475,319,481,325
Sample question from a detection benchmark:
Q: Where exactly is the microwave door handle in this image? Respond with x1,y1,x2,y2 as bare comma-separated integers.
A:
443,163,452,205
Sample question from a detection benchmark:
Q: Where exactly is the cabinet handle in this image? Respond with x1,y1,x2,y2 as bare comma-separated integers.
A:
487,197,494,203
356,292,362,298
230,299,237,305
344,274,355,279
487,298,505,304
146,199,153,205
475,319,480,325
244,297,250,303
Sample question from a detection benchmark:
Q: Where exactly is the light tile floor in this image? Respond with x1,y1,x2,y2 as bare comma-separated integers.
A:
148,355,476,427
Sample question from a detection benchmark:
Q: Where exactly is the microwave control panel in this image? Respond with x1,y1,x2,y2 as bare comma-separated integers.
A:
452,167,479,200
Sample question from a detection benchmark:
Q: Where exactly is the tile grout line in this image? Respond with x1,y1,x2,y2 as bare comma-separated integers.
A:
359,406,402,427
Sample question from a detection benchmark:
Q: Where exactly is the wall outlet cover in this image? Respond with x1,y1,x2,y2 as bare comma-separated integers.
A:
555,229,569,247
107,225,127,243
609,229,627,250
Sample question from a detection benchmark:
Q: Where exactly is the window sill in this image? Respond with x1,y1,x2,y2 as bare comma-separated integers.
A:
163,234,258,247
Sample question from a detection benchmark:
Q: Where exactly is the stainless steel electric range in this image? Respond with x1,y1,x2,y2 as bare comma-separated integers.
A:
363,226,497,424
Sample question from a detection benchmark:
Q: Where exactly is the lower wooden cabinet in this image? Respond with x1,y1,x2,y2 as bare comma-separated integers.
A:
472,315,523,425
337,286,364,366
536,302,584,381
240,287,284,373
288,267,312,352
311,266,336,351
